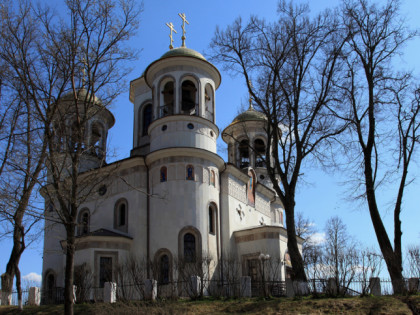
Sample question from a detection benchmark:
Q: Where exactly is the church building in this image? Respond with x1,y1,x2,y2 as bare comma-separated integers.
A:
42,20,302,296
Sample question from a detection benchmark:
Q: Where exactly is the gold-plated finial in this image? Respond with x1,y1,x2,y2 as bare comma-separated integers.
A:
166,22,177,49
178,13,189,47
248,80,254,109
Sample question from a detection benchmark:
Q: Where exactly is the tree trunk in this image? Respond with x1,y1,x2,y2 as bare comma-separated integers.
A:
284,199,307,283
64,224,76,315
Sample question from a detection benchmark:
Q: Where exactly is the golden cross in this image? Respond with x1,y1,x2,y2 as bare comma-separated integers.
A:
178,13,189,47
166,22,177,49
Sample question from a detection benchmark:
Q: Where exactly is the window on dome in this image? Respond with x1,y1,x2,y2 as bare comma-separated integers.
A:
254,138,266,167
205,84,214,121
210,170,216,187
160,81,174,118
142,104,152,136
186,165,194,180
239,139,250,168
181,80,197,115
91,122,104,158
209,204,217,235
160,166,167,182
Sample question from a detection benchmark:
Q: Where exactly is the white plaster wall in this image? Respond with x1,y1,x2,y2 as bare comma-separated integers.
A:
149,158,220,261
149,117,217,153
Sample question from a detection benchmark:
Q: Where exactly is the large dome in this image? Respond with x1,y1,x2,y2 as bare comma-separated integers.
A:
160,47,206,61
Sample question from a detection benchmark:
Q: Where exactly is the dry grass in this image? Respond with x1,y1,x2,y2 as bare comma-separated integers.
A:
0,295,419,314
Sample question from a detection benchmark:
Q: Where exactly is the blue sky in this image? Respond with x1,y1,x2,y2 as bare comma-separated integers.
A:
1,0,419,285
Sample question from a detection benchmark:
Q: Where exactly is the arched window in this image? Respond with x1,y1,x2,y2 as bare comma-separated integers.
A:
181,80,197,115
77,208,90,236
204,84,214,121
239,139,250,168
44,271,56,303
91,122,104,158
186,165,194,180
247,169,256,207
254,138,266,167
184,233,196,263
159,254,170,284
114,199,128,232
142,104,152,136
209,205,217,235
210,170,215,187
160,81,174,117
160,166,167,182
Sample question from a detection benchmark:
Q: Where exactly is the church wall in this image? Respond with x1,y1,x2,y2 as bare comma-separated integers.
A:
149,156,220,263
220,171,273,258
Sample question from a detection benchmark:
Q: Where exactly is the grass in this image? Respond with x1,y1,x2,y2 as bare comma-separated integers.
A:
0,295,419,314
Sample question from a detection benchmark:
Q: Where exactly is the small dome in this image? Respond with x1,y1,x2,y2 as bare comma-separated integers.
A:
231,107,267,124
61,88,102,105
160,47,206,61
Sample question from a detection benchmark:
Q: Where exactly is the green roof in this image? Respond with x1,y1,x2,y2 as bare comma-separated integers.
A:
232,107,267,124
160,47,206,61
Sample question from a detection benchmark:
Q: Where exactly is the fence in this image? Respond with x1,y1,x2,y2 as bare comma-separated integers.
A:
5,277,418,306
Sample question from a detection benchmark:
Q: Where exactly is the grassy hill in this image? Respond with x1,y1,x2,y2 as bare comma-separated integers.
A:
0,295,419,314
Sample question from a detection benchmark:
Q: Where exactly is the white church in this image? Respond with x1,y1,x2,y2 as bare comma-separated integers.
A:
42,23,302,296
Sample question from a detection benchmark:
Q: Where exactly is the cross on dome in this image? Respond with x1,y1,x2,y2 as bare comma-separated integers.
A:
165,22,177,50
178,13,189,47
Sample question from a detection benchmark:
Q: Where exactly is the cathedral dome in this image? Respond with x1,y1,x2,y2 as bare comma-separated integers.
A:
160,47,206,61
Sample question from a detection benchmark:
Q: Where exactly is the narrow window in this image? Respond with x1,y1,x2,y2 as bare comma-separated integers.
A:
78,209,90,236
247,169,256,207
160,166,167,182
119,204,126,226
209,207,215,234
205,84,214,121
184,233,196,263
210,170,215,187
142,104,152,136
114,199,128,232
91,122,104,158
81,212,89,234
239,139,250,168
99,257,113,288
159,255,170,284
254,138,266,167
186,165,194,180
181,80,197,114
161,81,174,117
45,273,55,302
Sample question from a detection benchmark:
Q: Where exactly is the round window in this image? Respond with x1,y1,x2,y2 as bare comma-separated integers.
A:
187,123,194,129
162,125,167,131
260,175,265,180
98,185,107,196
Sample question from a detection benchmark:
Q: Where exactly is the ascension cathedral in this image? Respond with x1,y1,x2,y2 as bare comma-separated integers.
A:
42,20,302,296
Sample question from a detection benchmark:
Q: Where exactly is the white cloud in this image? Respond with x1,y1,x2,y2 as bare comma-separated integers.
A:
23,272,42,284
308,232,326,245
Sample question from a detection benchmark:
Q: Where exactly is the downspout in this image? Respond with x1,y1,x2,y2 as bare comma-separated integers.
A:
146,161,150,278
219,163,226,282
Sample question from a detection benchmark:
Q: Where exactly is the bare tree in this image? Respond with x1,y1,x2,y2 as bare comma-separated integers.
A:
0,0,140,313
210,1,347,283
0,1,52,308
406,245,420,279
336,0,419,293
357,248,383,296
323,216,358,296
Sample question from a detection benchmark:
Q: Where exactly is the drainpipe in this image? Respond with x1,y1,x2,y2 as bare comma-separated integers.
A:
146,162,150,279
219,163,226,282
